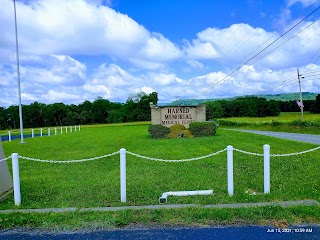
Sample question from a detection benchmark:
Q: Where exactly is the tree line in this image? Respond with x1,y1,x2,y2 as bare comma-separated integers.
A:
0,93,319,130
205,95,320,119
0,92,158,130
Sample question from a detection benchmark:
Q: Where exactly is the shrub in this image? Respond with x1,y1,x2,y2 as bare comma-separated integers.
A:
169,124,185,131
167,129,193,138
271,120,281,126
189,122,217,137
148,124,170,139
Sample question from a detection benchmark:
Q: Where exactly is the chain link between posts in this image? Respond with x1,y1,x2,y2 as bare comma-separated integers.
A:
0,156,11,163
4,145,320,164
126,148,227,162
270,145,320,157
234,146,320,157
18,151,120,163
233,148,264,156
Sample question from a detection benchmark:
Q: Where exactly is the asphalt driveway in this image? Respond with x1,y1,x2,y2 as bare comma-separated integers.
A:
225,129,320,144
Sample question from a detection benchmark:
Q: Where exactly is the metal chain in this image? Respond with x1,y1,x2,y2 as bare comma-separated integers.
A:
271,145,320,157
234,146,320,157
0,156,11,163
233,148,264,156
18,151,119,163
126,149,226,163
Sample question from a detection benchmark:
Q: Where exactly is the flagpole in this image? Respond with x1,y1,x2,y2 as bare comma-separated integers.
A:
13,0,25,143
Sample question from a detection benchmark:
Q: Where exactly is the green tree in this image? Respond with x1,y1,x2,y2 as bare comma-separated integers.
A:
23,102,46,128
205,101,223,119
92,97,111,123
5,105,19,129
311,94,320,113
0,107,7,130
45,103,68,126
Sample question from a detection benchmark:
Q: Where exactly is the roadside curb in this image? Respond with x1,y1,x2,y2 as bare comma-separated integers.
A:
0,200,318,214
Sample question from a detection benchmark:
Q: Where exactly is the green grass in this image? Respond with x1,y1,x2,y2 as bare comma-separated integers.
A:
220,112,320,123
0,123,319,230
219,112,320,134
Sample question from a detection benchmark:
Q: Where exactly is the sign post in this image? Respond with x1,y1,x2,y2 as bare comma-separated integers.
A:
0,138,13,198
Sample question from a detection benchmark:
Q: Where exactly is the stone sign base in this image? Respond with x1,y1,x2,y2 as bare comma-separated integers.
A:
150,104,206,128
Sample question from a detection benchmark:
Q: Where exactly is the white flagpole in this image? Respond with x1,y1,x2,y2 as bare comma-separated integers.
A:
13,0,25,143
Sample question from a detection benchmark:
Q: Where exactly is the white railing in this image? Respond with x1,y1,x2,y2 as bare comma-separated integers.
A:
1,144,319,206
1,125,81,142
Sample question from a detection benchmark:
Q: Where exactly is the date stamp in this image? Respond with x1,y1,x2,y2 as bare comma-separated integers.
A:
267,227,313,233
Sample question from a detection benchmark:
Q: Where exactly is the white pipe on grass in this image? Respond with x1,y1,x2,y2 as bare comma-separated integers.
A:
159,190,213,203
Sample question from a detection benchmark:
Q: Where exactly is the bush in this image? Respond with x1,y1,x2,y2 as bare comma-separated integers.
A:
169,124,185,131
271,120,281,126
148,124,170,139
189,122,217,137
167,124,190,138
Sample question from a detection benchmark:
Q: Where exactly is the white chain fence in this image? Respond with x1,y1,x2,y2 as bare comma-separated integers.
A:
127,149,227,162
0,156,11,163
234,148,264,156
2,145,320,164
18,151,119,163
234,145,320,157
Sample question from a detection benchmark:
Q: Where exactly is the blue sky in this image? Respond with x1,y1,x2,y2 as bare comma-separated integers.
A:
1,0,320,107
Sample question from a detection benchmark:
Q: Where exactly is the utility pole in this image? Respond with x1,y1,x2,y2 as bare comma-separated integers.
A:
297,69,304,121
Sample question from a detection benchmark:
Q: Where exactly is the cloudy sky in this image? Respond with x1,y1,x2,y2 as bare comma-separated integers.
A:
1,0,320,107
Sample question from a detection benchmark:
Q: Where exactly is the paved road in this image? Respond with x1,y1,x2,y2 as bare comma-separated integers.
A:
225,129,320,144
0,226,319,240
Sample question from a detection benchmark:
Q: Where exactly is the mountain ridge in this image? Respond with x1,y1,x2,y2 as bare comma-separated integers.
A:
167,92,318,106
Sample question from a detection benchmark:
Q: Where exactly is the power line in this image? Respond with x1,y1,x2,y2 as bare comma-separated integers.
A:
196,4,320,98
254,46,320,94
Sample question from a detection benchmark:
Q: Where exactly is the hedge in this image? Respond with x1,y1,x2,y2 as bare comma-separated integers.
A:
189,122,217,137
148,124,170,139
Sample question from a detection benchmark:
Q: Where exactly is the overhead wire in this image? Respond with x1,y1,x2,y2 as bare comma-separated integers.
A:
196,3,320,98
253,45,320,95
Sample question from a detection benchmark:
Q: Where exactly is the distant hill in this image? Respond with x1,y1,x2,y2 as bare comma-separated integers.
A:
168,92,318,106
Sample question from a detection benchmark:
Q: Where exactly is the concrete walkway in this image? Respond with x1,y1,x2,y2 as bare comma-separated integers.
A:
224,129,320,144
0,200,319,214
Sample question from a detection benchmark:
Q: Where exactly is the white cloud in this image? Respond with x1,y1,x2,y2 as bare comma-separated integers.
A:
139,33,181,61
1,0,320,107
20,55,86,86
149,73,182,85
287,0,316,7
92,64,136,86
0,0,181,68
45,90,82,102
184,40,219,60
83,84,111,98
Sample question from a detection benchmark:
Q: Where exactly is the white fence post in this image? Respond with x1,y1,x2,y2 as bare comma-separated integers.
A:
120,148,127,203
227,145,234,196
55,127,57,135
48,128,51,137
70,126,72,133
12,153,21,206
79,125,81,131
264,144,270,194
65,126,68,133
74,125,77,132
40,128,43,137
8,131,11,142
61,127,63,134
32,129,34,138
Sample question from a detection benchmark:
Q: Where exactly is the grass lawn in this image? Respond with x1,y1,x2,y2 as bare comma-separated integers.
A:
220,112,320,123
219,112,320,134
0,123,319,230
